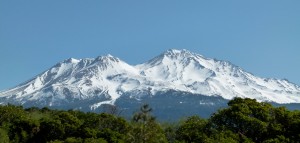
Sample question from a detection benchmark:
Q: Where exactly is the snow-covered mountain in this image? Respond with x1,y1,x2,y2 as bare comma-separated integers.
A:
1,49,300,116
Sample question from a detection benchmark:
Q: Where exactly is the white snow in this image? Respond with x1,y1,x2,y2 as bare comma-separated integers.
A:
1,49,300,109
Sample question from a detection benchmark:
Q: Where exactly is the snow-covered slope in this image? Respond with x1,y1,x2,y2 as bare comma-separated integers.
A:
136,49,300,103
1,49,300,110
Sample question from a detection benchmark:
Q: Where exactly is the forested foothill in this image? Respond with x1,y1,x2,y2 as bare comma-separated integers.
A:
0,97,299,143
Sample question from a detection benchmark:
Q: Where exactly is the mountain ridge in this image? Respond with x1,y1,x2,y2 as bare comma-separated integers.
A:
1,49,300,111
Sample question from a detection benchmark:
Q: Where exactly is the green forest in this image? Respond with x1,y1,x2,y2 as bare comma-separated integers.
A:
0,97,299,143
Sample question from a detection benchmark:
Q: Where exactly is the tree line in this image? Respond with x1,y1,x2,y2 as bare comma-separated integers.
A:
0,97,299,143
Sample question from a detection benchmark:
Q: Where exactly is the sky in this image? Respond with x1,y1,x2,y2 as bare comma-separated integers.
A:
0,0,300,90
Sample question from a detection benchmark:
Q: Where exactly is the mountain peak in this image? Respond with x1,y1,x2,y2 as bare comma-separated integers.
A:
145,49,203,65
161,49,204,59
164,49,191,56
1,48,300,110
95,54,120,63
60,58,80,64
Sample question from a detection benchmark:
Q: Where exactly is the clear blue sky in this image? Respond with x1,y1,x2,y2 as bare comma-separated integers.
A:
1,0,300,90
